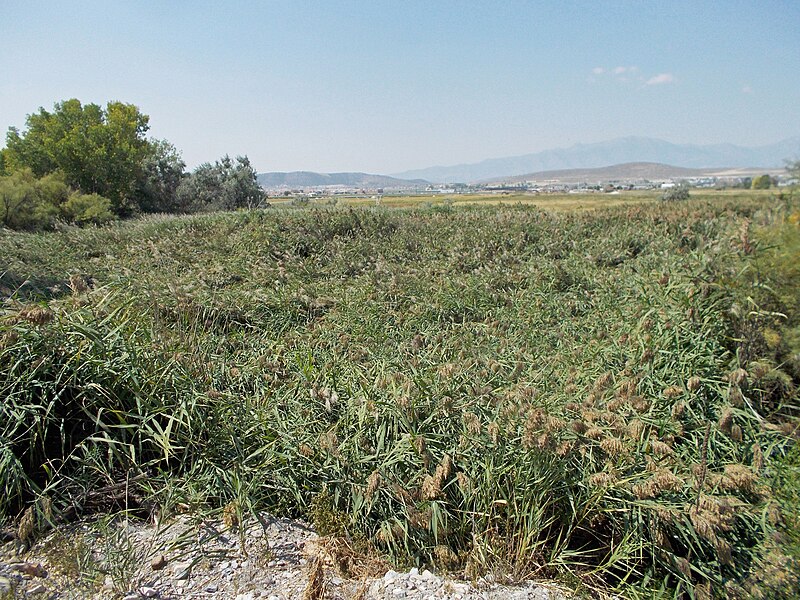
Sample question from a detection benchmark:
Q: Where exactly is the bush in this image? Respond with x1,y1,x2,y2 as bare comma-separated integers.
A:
61,192,115,225
175,155,264,213
751,174,773,189
660,182,690,201
0,169,67,230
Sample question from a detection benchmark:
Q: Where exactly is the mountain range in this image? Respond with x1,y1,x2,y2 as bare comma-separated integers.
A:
390,136,800,184
257,171,428,189
489,163,783,185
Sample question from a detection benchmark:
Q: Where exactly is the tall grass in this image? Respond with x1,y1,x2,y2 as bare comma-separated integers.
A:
1,195,798,597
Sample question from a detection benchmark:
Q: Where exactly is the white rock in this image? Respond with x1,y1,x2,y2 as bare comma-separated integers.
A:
384,569,401,582
235,594,254,600
409,567,419,577
392,589,406,597
27,584,47,595
139,587,159,598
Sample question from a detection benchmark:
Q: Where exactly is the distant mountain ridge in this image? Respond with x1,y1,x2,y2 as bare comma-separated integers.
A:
488,162,779,185
257,171,428,189
391,136,800,183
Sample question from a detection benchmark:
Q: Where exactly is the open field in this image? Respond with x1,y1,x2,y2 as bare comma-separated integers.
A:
271,189,780,212
1,192,799,598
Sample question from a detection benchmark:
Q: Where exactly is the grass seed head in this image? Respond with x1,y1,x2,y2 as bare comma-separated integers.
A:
17,306,54,326
463,412,481,435
751,443,764,471
721,463,757,492
366,471,382,500
627,419,646,441
599,437,626,457
588,472,617,488
671,401,686,420
729,368,748,385
487,421,500,443
650,439,674,457
718,407,734,434
687,376,702,391
585,426,604,440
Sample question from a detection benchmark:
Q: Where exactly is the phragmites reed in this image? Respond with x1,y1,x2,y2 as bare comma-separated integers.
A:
593,372,613,391
571,419,588,435
649,439,674,457
585,426,604,440
299,443,314,457
688,496,737,566
319,430,340,455
68,273,90,294
728,368,748,385
751,442,764,471
463,412,481,435
671,400,686,420
17,506,35,544
630,396,650,413
695,422,712,494
717,407,734,435
421,454,453,500
633,469,683,499
617,378,638,400
302,555,325,600
627,418,646,441
721,463,758,492
588,472,618,488
366,471,382,500
16,306,54,326
599,436,626,457
487,421,500,443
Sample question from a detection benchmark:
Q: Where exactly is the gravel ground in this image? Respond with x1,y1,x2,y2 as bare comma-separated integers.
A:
0,513,572,599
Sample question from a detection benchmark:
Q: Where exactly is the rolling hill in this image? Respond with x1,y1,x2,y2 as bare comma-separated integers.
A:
391,136,800,183
257,171,428,189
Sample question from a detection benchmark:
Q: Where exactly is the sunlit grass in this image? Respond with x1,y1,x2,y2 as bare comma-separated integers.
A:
1,191,797,597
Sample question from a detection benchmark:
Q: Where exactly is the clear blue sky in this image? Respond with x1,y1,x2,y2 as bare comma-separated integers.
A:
2,1,798,173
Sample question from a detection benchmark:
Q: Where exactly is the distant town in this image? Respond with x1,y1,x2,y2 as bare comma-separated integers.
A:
261,164,795,200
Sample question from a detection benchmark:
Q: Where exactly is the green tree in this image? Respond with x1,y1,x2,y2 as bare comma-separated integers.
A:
61,192,114,225
134,139,186,213
175,155,264,213
660,182,690,202
4,99,150,215
751,174,772,189
0,169,68,230
786,159,800,181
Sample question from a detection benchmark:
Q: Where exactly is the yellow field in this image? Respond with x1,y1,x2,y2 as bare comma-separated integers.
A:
269,188,779,211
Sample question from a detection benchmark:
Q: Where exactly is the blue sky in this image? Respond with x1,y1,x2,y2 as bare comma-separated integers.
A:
1,1,798,173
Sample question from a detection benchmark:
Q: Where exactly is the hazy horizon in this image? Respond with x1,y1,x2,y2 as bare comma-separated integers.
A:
2,1,799,173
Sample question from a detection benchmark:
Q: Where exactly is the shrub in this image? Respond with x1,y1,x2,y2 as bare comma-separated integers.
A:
61,192,115,225
660,182,690,201
0,169,67,230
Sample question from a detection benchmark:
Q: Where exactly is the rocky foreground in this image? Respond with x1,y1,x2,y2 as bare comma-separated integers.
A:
0,513,571,599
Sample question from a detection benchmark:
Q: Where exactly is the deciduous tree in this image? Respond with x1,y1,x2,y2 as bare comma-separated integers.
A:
4,99,150,215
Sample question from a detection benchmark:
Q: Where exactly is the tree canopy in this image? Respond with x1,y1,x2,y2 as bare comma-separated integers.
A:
175,155,264,213
1,98,266,228
751,174,773,189
4,99,150,215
